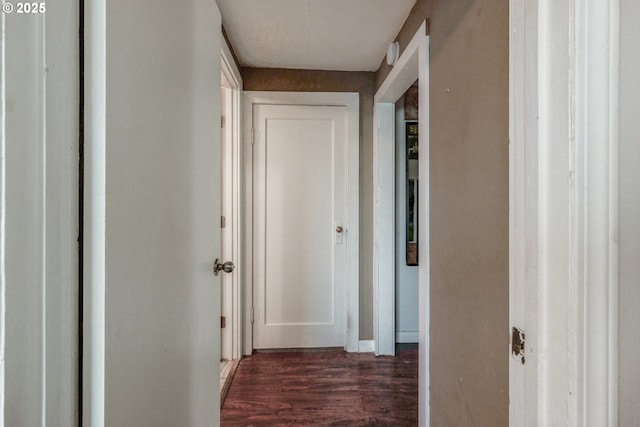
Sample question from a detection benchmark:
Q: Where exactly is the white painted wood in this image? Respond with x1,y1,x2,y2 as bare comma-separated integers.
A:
374,21,426,104
358,340,375,353
509,0,620,425
345,96,361,354
374,23,428,358
373,22,429,425
508,0,540,425
221,40,244,362
242,96,255,357
222,36,242,91
253,104,347,348
243,91,359,353
43,2,81,422
416,39,431,427
221,85,233,362
395,104,419,342
216,0,416,71
538,0,576,423
373,102,396,356
83,0,222,425
576,0,620,423
2,1,80,425
510,0,580,423
83,0,107,424
618,1,640,423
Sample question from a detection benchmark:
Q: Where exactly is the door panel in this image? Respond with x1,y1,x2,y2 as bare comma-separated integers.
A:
88,1,222,425
254,104,347,349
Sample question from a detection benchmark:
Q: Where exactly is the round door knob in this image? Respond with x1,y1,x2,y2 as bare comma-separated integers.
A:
213,259,235,276
336,226,343,233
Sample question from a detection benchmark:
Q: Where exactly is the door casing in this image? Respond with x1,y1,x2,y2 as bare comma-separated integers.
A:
221,37,244,362
373,21,430,426
1,1,80,424
242,91,360,354
252,103,348,349
509,0,621,425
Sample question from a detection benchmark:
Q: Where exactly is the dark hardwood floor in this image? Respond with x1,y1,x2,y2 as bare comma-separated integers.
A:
221,346,418,426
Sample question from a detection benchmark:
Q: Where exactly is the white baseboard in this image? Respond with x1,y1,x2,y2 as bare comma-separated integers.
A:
396,331,419,343
358,340,375,353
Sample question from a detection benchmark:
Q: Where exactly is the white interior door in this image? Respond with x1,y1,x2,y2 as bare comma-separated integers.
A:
253,104,347,349
83,1,222,425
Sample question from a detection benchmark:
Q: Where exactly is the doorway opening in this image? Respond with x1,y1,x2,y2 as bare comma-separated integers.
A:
373,21,429,425
242,91,360,354
395,81,420,347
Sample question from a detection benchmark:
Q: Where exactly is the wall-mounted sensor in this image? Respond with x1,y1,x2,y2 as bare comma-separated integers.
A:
386,41,400,66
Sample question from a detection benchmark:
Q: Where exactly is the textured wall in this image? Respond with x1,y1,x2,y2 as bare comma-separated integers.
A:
242,68,377,340
377,0,509,424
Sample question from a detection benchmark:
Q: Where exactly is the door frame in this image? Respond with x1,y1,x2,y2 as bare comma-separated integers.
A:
1,0,80,423
220,38,244,361
509,0,620,425
372,21,429,424
242,91,360,354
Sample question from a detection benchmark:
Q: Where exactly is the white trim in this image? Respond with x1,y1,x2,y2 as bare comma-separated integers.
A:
358,340,375,353
375,22,426,105
396,331,419,343
372,102,395,356
221,36,244,362
44,1,81,422
242,91,360,354
508,0,539,424
84,0,107,424
373,21,429,426
576,0,620,423
242,95,254,356
2,1,80,424
221,86,232,361
509,0,620,425
221,37,242,90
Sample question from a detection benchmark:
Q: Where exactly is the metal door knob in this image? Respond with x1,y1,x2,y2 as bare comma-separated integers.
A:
336,226,343,233
213,259,235,276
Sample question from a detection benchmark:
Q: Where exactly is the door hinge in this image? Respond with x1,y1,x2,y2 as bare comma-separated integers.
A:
221,316,226,329
221,116,226,128
251,128,255,145
221,216,226,228
250,306,255,324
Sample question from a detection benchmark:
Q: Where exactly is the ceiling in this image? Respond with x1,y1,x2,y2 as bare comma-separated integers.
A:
217,0,416,72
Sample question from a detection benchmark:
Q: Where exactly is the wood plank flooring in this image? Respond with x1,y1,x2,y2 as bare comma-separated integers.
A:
221,347,418,426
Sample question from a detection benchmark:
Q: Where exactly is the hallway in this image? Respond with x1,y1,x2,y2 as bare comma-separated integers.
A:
221,347,418,426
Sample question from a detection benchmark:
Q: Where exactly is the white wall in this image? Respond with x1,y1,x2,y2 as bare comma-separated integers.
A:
619,0,640,423
1,1,79,425
395,99,419,342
